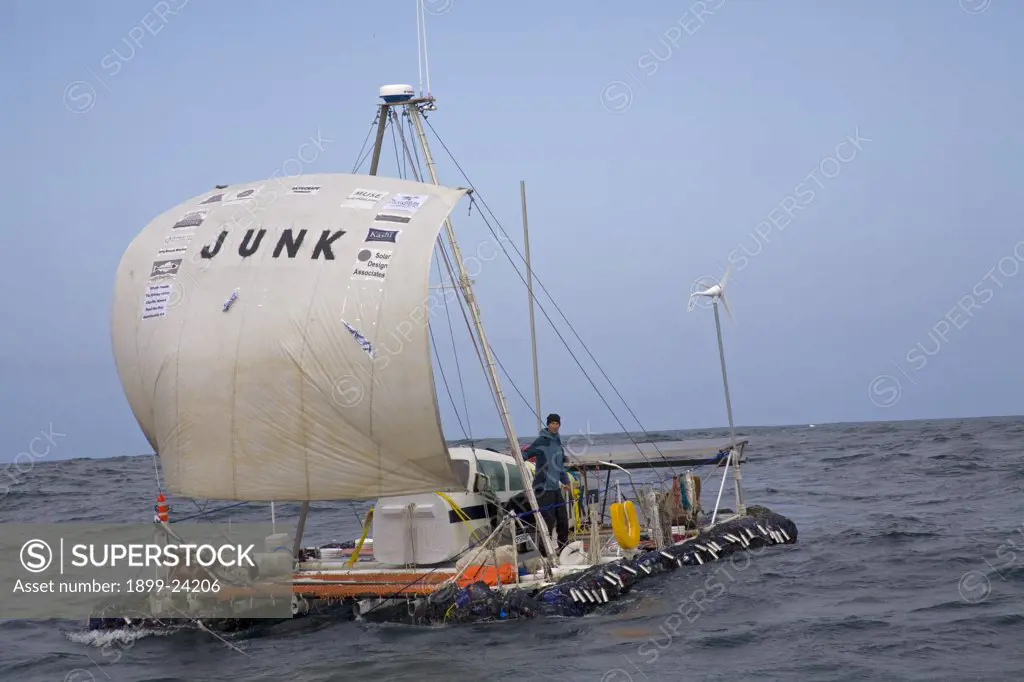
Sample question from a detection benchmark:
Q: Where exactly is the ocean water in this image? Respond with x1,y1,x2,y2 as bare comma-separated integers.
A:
2,416,1023,682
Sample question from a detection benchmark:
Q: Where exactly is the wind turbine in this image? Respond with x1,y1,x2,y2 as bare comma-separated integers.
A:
687,264,745,521
687,265,733,321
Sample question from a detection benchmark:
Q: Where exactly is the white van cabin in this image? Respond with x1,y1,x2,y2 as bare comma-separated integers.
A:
370,447,535,566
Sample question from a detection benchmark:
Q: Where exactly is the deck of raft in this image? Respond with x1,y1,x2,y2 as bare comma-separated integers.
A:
216,528,702,601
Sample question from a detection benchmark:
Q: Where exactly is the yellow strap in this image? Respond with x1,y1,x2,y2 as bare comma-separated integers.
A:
570,476,581,534
435,491,475,534
345,508,375,567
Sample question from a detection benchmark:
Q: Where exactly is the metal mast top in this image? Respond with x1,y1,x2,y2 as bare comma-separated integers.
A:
367,86,558,570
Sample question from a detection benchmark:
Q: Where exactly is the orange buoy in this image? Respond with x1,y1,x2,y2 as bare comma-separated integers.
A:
456,564,516,588
155,492,169,523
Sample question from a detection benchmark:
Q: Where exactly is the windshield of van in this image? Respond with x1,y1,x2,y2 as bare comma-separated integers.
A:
451,459,471,489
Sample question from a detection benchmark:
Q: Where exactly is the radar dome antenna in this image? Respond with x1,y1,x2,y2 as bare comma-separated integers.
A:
687,262,745,521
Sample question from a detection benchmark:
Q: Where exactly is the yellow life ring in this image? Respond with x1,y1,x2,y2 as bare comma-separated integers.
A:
610,500,640,550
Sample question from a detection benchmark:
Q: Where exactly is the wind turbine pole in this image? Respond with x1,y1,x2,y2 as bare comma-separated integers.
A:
711,298,745,518
712,299,735,448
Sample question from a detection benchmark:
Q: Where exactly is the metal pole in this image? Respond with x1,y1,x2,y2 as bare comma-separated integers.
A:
520,180,542,432
712,299,745,516
407,104,558,570
713,300,735,449
292,501,309,559
599,468,612,524
368,104,389,176
710,450,731,526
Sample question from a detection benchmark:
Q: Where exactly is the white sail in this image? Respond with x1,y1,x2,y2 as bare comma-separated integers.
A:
111,173,469,500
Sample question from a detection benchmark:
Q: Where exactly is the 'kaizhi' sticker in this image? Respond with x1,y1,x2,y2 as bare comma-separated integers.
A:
365,228,400,244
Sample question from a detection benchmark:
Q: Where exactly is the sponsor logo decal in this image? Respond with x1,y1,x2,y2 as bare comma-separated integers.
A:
172,210,207,230
343,188,387,208
223,188,260,203
382,194,428,214
351,248,393,281
373,213,411,224
149,259,182,279
141,283,172,320
365,228,400,243
288,185,322,195
163,233,193,245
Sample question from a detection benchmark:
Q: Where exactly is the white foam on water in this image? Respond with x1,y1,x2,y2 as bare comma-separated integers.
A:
65,626,175,648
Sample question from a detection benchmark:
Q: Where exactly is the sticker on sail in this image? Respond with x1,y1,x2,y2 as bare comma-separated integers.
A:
351,248,393,281
342,320,376,358
373,213,411,224
382,193,428,214
199,193,225,205
141,282,172,320
149,258,182,279
163,233,193,246
223,187,261,202
365,228,400,244
157,245,189,257
172,210,207,230
343,188,387,208
288,185,322,195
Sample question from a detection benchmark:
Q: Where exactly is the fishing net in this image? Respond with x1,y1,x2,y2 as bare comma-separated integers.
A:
361,505,798,625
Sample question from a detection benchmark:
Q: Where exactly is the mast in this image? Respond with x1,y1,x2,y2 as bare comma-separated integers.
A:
368,91,556,569
406,102,557,569
368,104,389,176
520,180,543,431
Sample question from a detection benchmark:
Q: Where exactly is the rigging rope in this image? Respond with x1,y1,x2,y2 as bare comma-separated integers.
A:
435,250,475,445
388,116,471,443
428,319,470,441
389,113,403,179
394,117,478,447
428,253,470,441
435,231,506,438
378,104,664,482
170,500,250,524
421,115,677,479
471,198,671,481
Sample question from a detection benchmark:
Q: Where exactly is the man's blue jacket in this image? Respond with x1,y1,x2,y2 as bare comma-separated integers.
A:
523,427,570,493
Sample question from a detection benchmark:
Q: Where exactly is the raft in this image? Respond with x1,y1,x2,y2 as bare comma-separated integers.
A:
86,506,796,632
361,505,797,625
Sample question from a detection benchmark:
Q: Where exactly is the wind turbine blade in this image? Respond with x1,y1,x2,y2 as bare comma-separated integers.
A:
720,263,733,291
720,291,734,323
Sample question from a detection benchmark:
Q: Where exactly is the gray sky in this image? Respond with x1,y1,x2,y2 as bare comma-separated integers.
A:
2,0,1022,463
